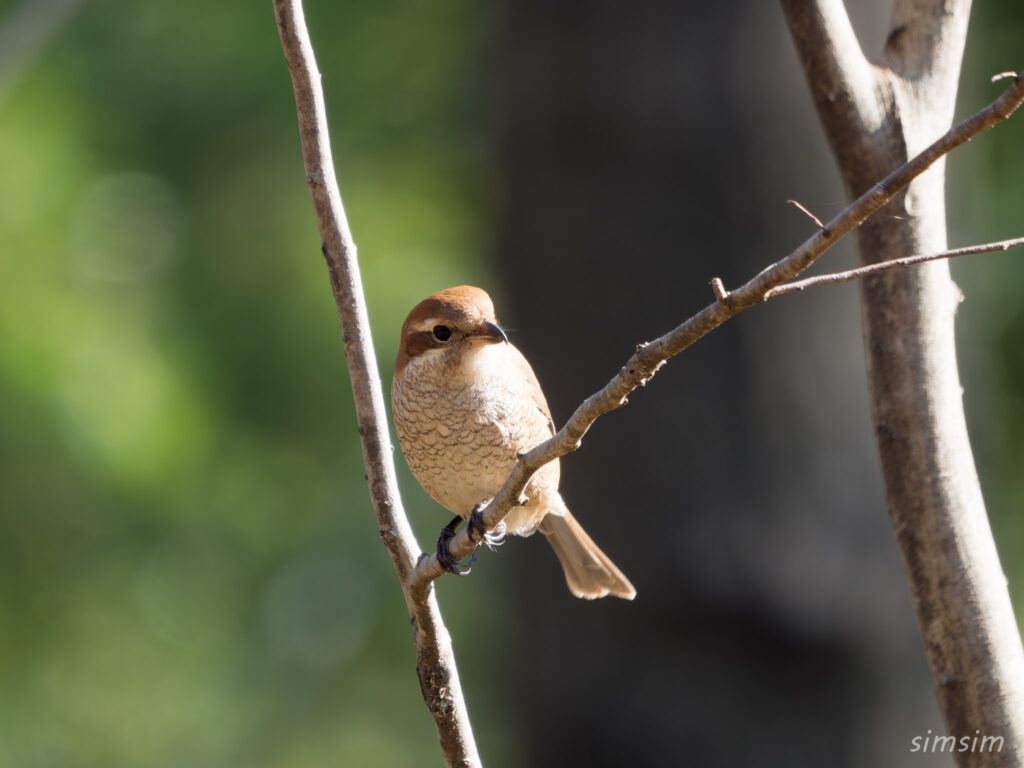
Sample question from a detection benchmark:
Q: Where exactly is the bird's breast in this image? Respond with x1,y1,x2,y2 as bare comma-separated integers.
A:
392,351,559,524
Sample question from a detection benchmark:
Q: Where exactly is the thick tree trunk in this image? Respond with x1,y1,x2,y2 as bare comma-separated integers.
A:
855,118,1024,768
495,2,940,766
784,1,1024,763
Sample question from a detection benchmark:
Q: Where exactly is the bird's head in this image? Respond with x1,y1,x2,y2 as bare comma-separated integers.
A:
395,285,509,378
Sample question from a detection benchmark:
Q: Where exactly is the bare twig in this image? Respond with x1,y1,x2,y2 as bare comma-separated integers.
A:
409,72,1024,594
272,2,480,766
787,199,829,233
709,277,730,306
765,237,1024,298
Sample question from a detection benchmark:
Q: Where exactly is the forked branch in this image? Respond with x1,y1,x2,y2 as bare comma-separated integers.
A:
409,71,1024,596
766,236,1024,298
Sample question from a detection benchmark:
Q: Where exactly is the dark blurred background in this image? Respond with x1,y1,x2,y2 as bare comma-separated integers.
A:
0,0,1020,766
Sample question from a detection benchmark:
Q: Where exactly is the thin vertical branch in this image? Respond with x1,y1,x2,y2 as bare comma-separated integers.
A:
272,2,480,765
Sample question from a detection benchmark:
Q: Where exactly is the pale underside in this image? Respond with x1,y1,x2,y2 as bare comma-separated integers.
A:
392,342,565,536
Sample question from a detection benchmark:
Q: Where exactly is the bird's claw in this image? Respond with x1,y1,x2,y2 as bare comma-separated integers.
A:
467,504,506,550
436,515,475,575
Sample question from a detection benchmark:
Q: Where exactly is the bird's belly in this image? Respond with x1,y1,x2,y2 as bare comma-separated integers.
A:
415,429,517,514
393,387,513,507
392,381,556,528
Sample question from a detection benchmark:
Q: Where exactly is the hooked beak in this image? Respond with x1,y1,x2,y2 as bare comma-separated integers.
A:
468,320,508,345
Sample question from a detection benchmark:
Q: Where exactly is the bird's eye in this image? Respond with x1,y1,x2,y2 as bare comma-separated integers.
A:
432,325,452,342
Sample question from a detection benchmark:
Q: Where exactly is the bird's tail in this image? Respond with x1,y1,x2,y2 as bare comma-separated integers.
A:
539,508,635,600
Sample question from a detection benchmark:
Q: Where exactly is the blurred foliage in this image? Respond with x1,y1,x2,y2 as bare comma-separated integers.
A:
952,0,1024,622
0,0,1021,766
0,0,500,765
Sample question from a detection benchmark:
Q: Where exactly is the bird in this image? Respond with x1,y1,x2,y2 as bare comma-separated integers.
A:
391,285,635,600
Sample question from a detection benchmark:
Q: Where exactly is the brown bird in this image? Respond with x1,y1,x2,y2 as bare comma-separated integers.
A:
392,285,635,600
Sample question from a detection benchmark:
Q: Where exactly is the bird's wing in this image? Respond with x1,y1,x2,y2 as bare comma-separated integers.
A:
508,344,556,436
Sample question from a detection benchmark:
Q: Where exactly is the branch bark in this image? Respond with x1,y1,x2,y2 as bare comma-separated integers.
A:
779,0,888,158
783,1,1024,764
272,2,480,766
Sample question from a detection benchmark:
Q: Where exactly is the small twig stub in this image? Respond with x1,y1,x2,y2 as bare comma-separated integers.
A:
787,198,830,234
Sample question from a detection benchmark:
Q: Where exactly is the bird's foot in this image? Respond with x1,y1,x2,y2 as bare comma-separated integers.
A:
467,503,506,550
436,515,476,575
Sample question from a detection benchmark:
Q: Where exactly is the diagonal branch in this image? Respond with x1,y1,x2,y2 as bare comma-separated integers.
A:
273,2,481,766
409,72,1024,596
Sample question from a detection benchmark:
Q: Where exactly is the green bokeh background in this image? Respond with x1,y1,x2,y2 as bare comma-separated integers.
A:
0,1,495,765
0,1,1019,766
954,0,1024,616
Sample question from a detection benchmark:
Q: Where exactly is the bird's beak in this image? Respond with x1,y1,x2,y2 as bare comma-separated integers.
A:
468,320,508,345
